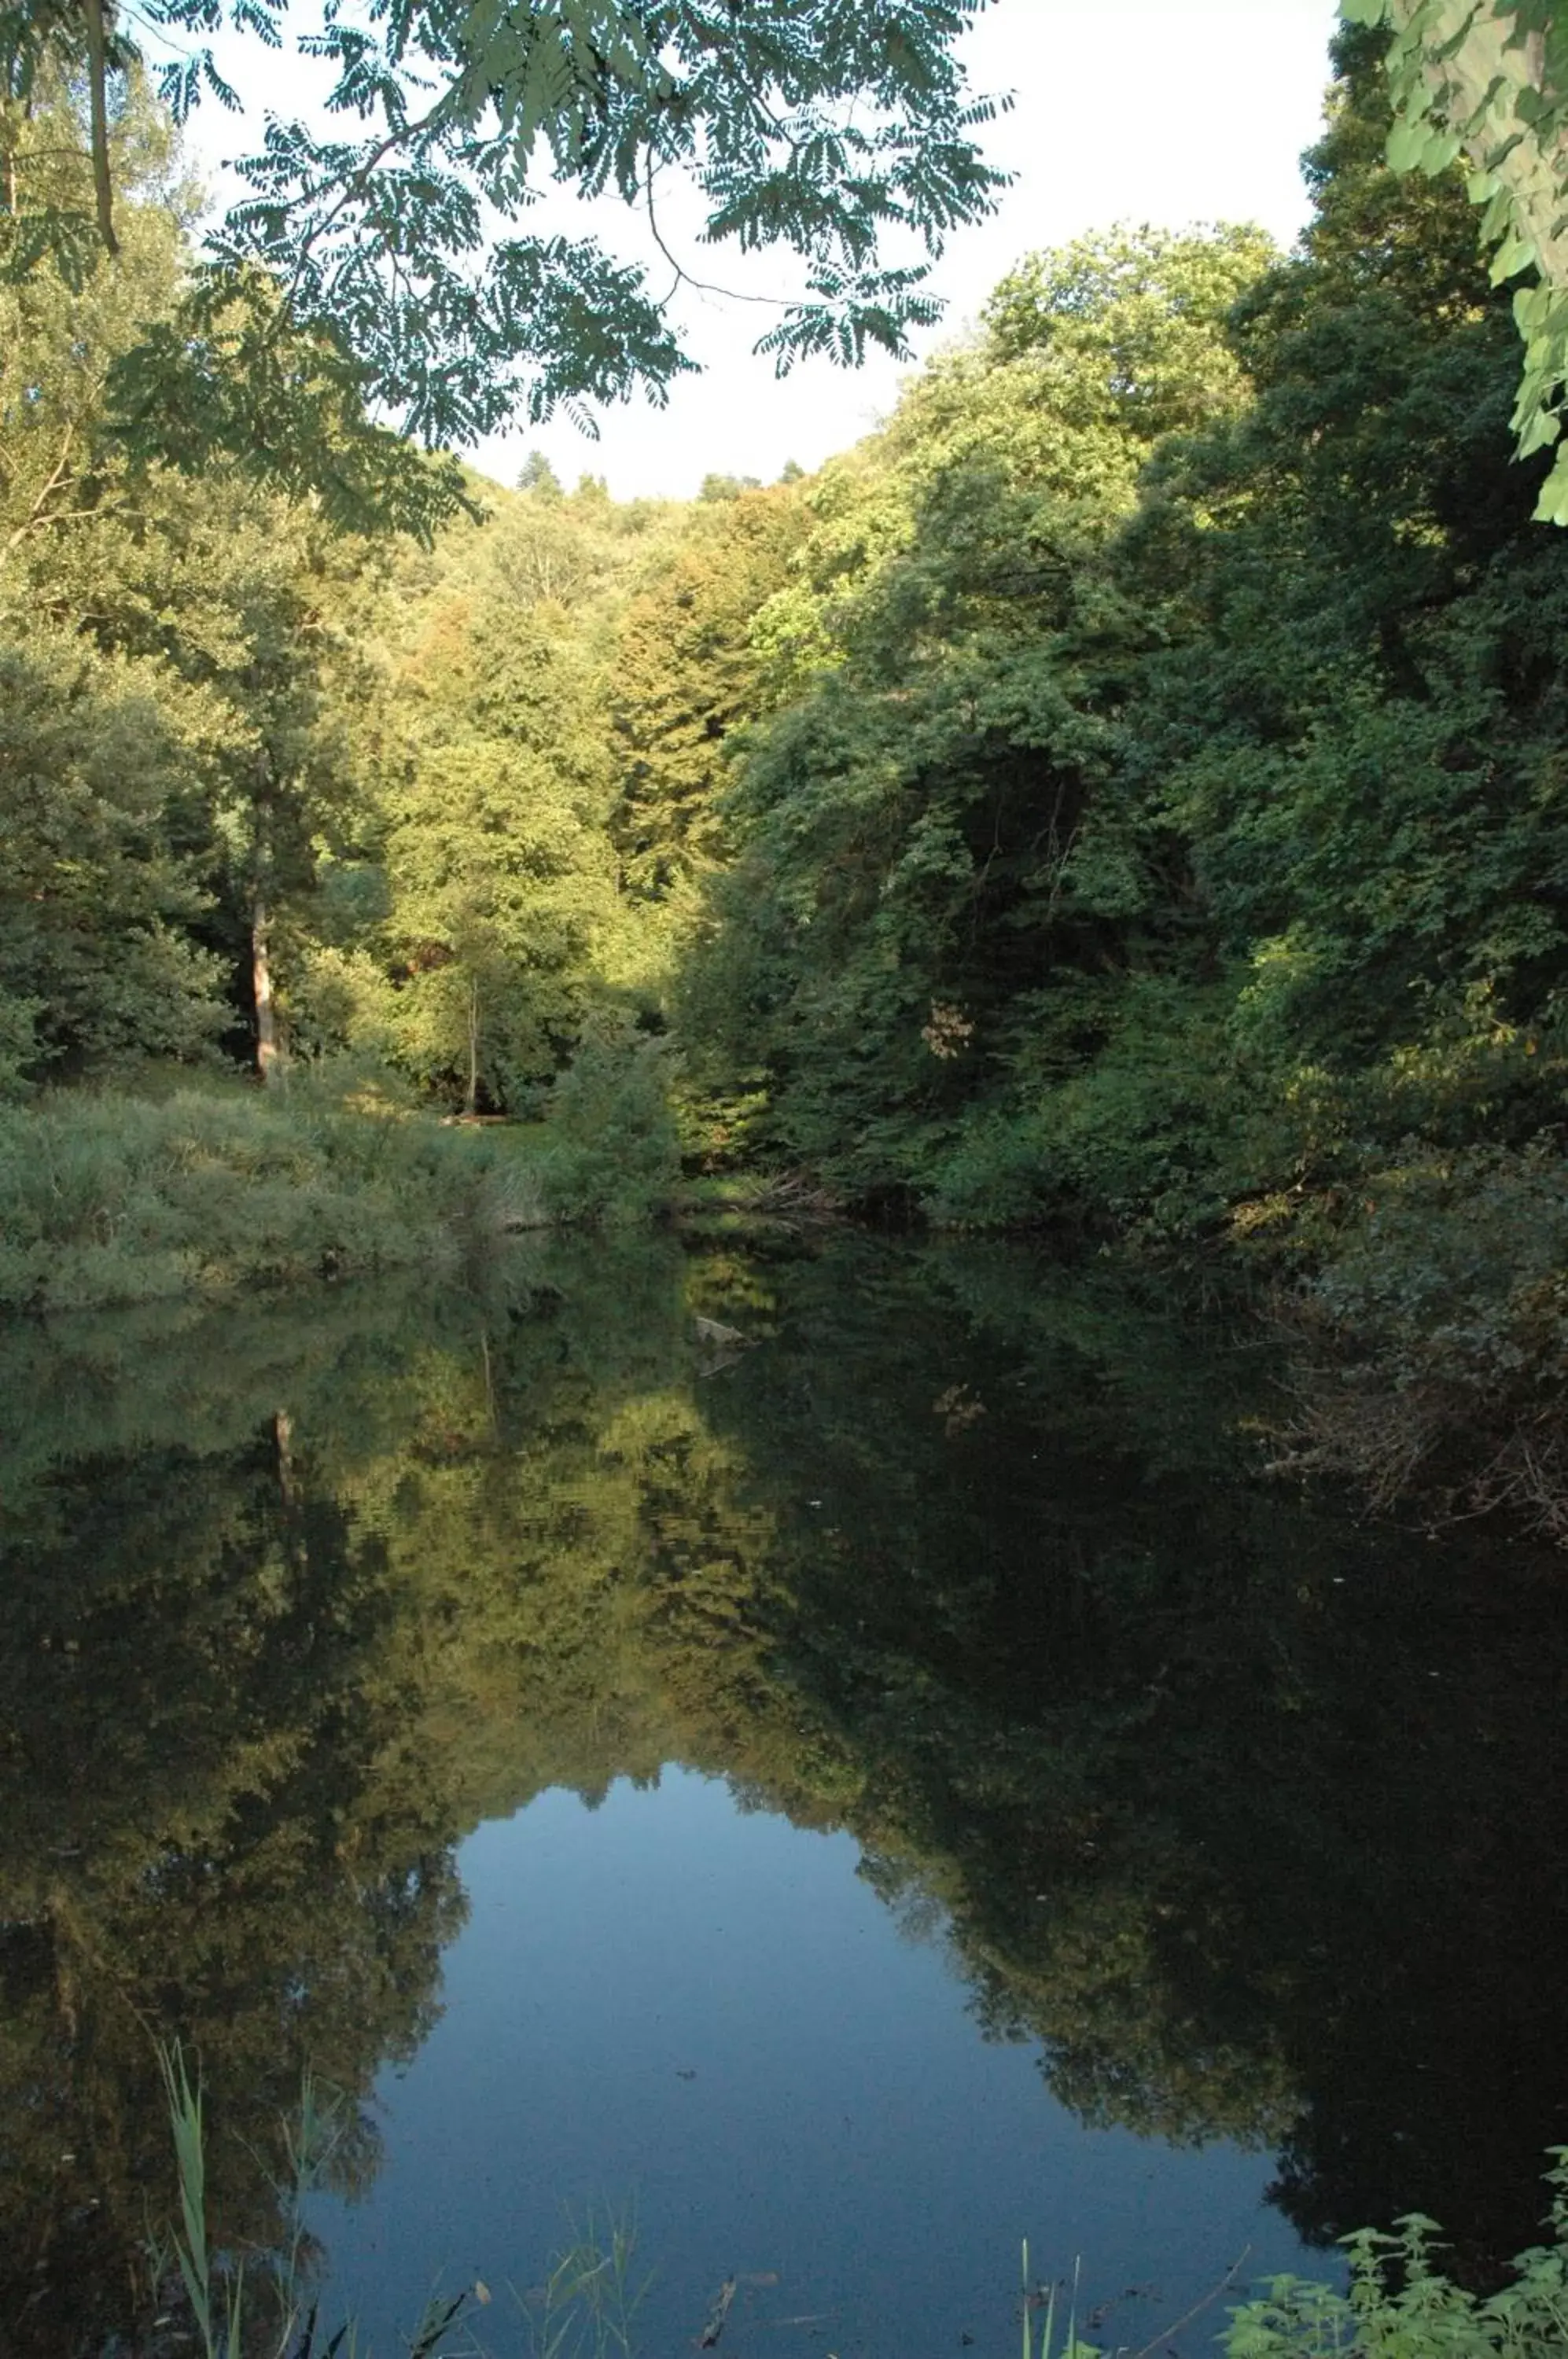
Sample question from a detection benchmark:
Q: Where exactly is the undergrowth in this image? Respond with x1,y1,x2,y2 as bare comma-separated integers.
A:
0,1087,518,1312
0,1080,675,1312
1224,2154,1568,2357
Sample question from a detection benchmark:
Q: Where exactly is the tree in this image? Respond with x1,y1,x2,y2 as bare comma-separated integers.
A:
0,627,229,1079
1345,0,1568,519
2,0,1010,509
610,482,808,896
681,225,1272,1207
1124,21,1566,1117
0,74,234,1080
376,606,624,1111
1,72,398,1083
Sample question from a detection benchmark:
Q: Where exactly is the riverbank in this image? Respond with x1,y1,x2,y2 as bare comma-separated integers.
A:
0,1083,547,1312
5,1069,1565,1552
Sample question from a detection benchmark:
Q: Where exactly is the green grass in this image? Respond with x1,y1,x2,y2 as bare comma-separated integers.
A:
0,1084,550,1312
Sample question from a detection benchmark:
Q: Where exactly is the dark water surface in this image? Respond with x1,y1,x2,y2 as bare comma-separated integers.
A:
2,1231,1565,2355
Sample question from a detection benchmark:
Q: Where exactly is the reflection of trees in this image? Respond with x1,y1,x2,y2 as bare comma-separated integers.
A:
0,1416,467,2355
0,1237,1563,2345
0,1243,724,2353
700,1241,1568,2270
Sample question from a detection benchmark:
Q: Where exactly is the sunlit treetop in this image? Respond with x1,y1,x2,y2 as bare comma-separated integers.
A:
0,0,1010,486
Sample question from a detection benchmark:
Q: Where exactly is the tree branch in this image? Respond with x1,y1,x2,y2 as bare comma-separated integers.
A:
643,156,788,309
3,423,79,558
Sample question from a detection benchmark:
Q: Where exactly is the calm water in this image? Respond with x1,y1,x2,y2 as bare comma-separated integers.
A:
1,1231,1565,2354
313,1774,1306,2355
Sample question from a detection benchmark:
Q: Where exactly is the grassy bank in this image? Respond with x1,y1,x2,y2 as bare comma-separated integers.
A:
0,1084,550,1313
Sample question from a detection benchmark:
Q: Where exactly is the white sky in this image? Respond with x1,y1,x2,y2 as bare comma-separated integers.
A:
186,0,1343,500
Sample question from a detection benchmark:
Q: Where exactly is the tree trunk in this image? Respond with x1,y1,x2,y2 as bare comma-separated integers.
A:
252,898,284,1086
464,977,480,1116
275,1409,297,1509
81,0,119,256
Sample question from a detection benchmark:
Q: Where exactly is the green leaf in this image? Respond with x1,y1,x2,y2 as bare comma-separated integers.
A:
1418,130,1463,176
1533,449,1568,521
1515,406,1562,456
1491,232,1540,283
1386,115,1432,173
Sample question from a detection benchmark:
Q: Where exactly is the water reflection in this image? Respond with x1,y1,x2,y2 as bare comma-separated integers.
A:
1,1235,1564,2351
315,1771,1309,2358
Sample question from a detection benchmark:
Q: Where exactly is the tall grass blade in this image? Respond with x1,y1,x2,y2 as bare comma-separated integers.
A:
156,2039,214,2353
223,2257,245,2359
407,2290,469,2358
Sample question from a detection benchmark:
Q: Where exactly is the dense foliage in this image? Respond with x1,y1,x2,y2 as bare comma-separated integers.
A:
1346,0,1568,523
674,28,1568,1529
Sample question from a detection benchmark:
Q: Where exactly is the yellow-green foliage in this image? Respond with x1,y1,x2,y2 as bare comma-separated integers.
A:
0,1087,512,1309
609,480,810,896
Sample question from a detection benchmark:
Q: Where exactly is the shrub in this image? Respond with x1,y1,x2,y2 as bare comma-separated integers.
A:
539,1019,682,1226
1224,2154,1568,2358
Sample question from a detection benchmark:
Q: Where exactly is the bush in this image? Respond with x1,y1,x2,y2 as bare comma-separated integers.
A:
1224,2154,1568,2358
0,1086,517,1312
924,981,1247,1237
539,1019,681,1226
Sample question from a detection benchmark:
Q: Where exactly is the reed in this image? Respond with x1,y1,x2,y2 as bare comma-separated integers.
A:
525,2206,653,2359
1021,2244,1095,2359
148,2048,648,2359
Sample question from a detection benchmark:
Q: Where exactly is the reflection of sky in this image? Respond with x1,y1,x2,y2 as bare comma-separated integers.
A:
311,1768,1317,2356
174,2,1341,499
